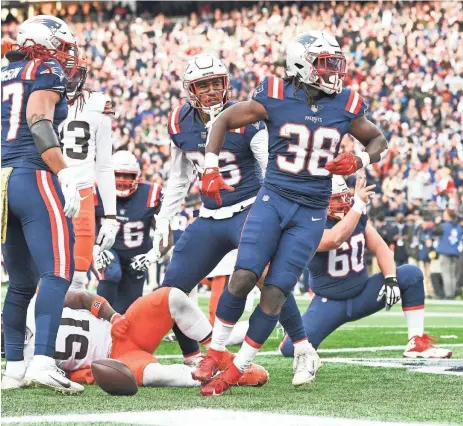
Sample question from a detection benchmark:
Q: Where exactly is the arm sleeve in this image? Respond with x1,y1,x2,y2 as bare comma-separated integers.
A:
157,141,195,220
95,114,117,216
249,128,269,175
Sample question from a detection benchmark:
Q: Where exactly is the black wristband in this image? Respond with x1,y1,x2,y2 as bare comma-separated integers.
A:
30,119,60,155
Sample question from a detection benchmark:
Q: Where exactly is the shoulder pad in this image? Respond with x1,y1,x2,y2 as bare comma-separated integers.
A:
21,59,46,81
343,88,365,115
168,104,190,136
146,183,162,208
253,75,284,101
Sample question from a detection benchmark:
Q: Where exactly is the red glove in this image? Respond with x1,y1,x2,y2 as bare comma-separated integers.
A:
110,314,130,340
201,167,234,207
325,153,361,175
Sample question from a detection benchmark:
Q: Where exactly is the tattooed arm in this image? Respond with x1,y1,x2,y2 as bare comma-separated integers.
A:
26,90,68,174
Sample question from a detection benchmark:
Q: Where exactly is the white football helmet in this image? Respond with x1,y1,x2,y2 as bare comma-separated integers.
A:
16,15,78,77
112,151,141,198
286,31,346,95
183,53,231,115
327,175,352,220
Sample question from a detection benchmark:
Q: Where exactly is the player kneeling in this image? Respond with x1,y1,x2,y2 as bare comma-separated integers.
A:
280,175,452,359
2,287,268,390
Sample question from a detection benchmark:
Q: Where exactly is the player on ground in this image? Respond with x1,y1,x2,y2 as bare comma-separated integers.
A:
195,30,389,396
94,151,163,314
134,54,315,381
1,16,82,394
280,175,452,359
60,52,118,291
10,287,268,389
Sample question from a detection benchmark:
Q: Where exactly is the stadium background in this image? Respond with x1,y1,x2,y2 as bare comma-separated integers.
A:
1,0,463,299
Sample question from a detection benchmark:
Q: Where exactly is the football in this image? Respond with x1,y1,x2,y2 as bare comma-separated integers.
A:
91,359,138,396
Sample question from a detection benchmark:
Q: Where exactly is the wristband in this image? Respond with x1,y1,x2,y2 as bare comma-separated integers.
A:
351,194,367,214
90,296,108,318
204,152,219,168
357,151,371,168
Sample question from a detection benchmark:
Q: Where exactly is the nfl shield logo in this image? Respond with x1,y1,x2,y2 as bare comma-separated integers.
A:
262,195,270,202
311,104,318,113
120,209,126,215
201,132,207,140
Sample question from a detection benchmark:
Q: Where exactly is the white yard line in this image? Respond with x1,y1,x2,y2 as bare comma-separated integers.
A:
1,409,452,426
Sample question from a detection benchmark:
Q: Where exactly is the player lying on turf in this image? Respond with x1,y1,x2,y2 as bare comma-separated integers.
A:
2,287,267,390
280,174,452,359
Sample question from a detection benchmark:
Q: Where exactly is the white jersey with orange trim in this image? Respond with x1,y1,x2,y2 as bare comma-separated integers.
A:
24,295,112,372
59,91,117,215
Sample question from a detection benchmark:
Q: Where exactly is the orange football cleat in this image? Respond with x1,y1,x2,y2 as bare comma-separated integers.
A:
192,348,234,383
237,363,268,387
200,362,242,397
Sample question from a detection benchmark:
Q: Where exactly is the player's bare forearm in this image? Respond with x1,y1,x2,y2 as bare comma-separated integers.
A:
317,210,362,252
363,133,388,163
206,100,268,156
365,224,396,277
349,116,388,164
41,147,69,175
64,291,117,321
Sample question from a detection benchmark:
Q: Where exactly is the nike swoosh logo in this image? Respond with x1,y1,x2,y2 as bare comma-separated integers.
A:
50,375,71,389
312,217,322,222
80,195,90,201
136,275,144,279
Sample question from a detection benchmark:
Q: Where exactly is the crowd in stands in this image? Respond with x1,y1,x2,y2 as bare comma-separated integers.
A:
2,1,462,298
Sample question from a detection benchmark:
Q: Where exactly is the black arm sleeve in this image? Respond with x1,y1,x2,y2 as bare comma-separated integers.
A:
30,119,60,155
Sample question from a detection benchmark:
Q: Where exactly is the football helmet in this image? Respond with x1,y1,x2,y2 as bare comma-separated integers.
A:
327,175,351,220
67,51,88,101
286,30,346,95
112,151,141,198
16,15,78,77
183,53,230,115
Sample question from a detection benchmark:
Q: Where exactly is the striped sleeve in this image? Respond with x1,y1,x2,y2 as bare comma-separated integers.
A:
168,106,182,136
252,76,284,116
29,59,67,94
344,89,368,118
146,183,162,208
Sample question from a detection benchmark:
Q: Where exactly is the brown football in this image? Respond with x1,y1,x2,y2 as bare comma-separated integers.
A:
91,359,138,396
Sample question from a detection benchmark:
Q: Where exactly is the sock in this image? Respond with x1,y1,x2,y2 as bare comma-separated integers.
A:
172,324,200,357
3,284,36,361
210,287,248,351
4,360,26,378
279,293,307,344
34,276,69,356
69,270,87,291
189,285,198,306
168,288,212,342
403,308,425,340
142,363,200,387
226,320,249,346
234,305,279,372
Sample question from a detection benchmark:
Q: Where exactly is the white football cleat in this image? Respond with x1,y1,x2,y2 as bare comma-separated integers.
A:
292,343,322,387
1,373,25,390
403,333,452,359
24,362,84,395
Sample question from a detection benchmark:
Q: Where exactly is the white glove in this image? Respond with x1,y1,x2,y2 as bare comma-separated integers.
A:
377,276,401,311
152,215,170,260
96,218,119,252
131,249,158,272
57,168,80,218
93,246,114,272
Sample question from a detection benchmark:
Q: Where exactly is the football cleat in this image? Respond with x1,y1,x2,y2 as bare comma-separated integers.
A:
24,363,84,395
403,334,452,359
1,373,25,390
292,343,322,387
192,348,234,383
200,362,242,397
237,363,269,387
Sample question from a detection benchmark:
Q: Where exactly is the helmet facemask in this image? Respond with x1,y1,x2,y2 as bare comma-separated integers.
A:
51,37,78,78
67,54,88,102
327,191,352,220
185,75,230,114
115,171,140,198
305,52,346,95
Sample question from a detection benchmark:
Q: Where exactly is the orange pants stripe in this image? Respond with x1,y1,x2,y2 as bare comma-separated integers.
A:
73,187,95,272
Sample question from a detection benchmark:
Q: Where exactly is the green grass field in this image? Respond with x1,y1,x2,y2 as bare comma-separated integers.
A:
2,294,463,426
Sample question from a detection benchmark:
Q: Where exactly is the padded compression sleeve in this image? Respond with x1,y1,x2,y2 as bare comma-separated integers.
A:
30,119,60,155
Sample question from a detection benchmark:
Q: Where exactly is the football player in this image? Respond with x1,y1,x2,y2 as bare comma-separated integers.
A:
132,54,313,381
94,151,164,314
60,52,118,291
9,287,268,390
196,30,389,396
1,16,82,393
280,175,452,359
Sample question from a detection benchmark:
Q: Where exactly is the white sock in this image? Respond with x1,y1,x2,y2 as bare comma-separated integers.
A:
233,339,259,372
293,338,310,354
226,321,249,346
188,285,198,306
69,271,87,291
5,360,26,378
210,317,235,351
168,288,212,341
404,308,425,340
142,363,200,387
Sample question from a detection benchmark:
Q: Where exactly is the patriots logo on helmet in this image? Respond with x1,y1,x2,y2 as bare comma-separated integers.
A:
31,17,63,32
296,34,317,47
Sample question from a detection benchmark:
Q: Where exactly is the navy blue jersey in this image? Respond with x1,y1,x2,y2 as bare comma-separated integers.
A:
168,103,265,209
95,182,162,259
1,58,68,170
253,76,367,208
309,214,369,300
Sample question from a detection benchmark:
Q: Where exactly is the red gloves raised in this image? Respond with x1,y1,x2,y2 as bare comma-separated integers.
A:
201,167,234,207
325,153,361,175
